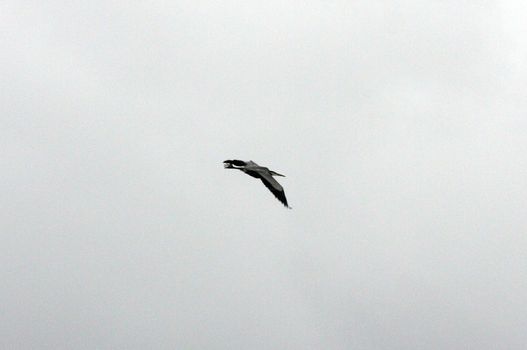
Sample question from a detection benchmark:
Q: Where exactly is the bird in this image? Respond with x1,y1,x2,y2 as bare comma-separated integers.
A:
223,160,291,208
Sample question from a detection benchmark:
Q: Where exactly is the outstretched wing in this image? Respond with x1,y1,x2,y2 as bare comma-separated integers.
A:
259,172,290,208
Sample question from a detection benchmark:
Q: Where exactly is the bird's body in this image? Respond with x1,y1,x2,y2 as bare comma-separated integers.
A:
223,160,290,208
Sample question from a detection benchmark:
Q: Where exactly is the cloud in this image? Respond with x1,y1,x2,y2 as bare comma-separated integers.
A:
2,1,526,349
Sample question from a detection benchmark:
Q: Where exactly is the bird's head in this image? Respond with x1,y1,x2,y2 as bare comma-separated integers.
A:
223,160,246,169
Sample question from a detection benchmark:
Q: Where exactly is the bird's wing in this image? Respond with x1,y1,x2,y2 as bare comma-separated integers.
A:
259,171,290,208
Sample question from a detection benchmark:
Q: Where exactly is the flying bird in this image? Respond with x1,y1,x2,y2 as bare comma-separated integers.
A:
223,160,290,208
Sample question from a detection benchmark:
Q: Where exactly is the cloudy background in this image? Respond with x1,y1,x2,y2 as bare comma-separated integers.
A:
2,1,527,348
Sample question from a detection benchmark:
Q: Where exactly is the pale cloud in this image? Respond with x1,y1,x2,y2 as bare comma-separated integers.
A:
2,1,526,349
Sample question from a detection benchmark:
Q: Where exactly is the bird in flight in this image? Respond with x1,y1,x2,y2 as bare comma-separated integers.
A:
223,160,291,208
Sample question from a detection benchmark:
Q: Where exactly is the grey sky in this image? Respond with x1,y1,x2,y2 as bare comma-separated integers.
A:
2,1,527,349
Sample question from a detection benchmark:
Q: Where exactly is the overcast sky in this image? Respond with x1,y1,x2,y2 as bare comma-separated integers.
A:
2,1,527,349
